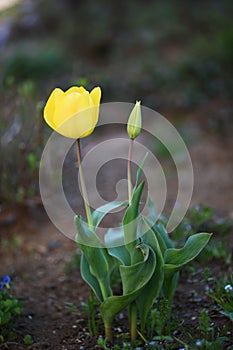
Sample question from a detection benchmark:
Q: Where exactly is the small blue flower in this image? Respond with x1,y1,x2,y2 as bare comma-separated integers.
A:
2,276,11,284
0,281,5,291
195,205,201,212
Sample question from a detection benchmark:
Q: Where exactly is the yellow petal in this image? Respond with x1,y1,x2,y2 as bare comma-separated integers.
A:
44,88,64,129
76,91,93,110
73,93,96,137
65,86,87,95
90,87,101,106
53,92,81,127
56,107,98,139
78,105,99,138
53,92,95,138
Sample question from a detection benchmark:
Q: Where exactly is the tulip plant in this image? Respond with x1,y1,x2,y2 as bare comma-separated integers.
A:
44,86,212,343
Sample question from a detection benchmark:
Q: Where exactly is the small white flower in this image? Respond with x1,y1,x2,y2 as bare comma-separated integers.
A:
224,284,233,292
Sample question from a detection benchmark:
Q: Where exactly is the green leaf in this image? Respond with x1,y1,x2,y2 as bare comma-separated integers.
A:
105,228,131,265
75,216,113,300
123,182,144,254
163,233,212,301
100,293,138,324
164,232,212,272
75,215,100,247
163,271,179,301
151,223,174,255
136,218,164,331
92,201,128,228
120,244,153,294
100,243,156,324
80,254,103,301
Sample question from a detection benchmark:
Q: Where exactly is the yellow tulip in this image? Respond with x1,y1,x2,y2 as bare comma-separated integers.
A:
44,86,101,139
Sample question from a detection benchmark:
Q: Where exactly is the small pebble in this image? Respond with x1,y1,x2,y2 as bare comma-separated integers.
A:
48,240,61,250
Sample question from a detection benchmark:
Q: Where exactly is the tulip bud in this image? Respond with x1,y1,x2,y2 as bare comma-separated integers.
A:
127,101,142,139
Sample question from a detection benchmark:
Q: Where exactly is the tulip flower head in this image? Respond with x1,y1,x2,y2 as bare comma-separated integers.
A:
44,86,101,139
127,101,142,140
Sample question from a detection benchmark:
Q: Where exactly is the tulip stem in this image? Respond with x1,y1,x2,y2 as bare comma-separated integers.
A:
104,321,113,343
76,139,93,229
129,301,137,342
127,138,134,205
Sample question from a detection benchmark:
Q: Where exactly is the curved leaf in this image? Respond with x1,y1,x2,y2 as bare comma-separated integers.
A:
120,244,153,294
123,181,144,254
75,216,113,300
163,232,212,300
164,232,212,269
80,254,103,301
136,218,164,331
92,200,128,228
105,228,130,265
100,244,156,323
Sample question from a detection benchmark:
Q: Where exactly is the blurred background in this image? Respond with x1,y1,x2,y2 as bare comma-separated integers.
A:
0,0,232,214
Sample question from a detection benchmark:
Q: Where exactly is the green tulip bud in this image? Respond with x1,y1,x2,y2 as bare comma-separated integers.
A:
127,101,142,139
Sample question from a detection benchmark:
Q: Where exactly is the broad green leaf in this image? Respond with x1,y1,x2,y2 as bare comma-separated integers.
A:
164,232,212,271
105,227,125,248
136,218,164,331
150,223,174,255
150,224,167,256
92,200,128,228
163,271,179,301
100,243,156,323
163,232,212,299
80,254,103,301
105,228,130,265
123,181,144,254
156,223,174,249
75,216,112,299
120,244,154,294
100,293,138,324
75,215,100,247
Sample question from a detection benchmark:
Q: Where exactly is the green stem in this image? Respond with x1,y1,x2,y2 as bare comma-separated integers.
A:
99,280,113,341
129,301,137,342
127,138,134,205
76,139,93,229
104,321,113,343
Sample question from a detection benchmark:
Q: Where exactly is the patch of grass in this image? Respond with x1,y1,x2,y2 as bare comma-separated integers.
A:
0,280,23,344
181,308,231,349
207,273,233,322
23,334,33,345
